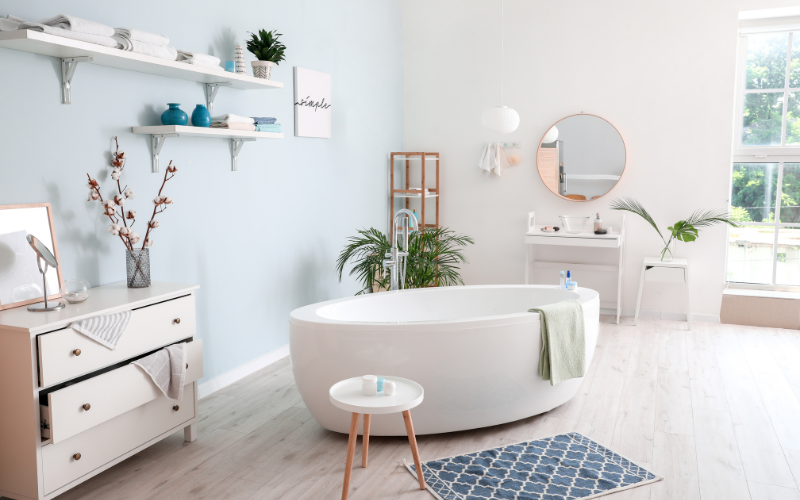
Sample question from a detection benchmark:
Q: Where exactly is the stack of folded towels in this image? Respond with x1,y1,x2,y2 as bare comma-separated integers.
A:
112,27,176,61
3,14,117,48
210,115,281,133
253,117,281,133
176,50,221,71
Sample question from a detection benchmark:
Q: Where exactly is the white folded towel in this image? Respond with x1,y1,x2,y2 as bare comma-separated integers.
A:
210,114,255,124
70,310,132,350
32,14,114,36
133,343,187,401
112,36,177,60
0,14,24,31
176,50,220,67
180,60,224,71
113,27,168,47
478,143,509,177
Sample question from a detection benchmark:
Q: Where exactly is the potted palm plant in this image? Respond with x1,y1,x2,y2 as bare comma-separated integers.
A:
610,197,738,261
246,29,286,80
336,227,474,294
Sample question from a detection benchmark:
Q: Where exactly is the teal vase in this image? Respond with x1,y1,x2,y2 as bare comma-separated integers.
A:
191,104,211,127
161,103,188,126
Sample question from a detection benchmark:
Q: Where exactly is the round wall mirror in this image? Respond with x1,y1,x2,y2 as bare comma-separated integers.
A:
536,114,626,201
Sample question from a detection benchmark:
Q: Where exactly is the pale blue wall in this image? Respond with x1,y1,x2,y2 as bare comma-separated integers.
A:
0,1,403,383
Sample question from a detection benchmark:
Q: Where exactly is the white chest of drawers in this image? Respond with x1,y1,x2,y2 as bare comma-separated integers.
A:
0,282,202,500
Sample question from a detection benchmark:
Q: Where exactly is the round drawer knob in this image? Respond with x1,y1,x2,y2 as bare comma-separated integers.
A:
173,405,180,411
82,404,91,411
73,453,81,461
174,318,181,324
73,349,81,356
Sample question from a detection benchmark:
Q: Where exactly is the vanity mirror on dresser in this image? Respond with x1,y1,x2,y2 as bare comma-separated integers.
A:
0,281,202,500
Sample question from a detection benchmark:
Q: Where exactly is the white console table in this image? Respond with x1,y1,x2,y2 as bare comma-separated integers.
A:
524,212,626,324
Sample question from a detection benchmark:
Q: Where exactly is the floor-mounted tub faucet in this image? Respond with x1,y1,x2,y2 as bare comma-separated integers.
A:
384,209,419,291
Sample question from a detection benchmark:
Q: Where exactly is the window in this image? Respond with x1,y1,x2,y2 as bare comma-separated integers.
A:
730,23,800,288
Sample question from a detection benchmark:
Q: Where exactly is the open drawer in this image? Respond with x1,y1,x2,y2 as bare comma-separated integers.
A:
37,294,196,388
41,340,202,444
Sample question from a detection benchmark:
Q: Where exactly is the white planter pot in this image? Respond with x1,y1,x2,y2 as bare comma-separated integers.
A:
251,60,273,80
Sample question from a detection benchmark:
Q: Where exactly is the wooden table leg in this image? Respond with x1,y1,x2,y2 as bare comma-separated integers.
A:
402,410,426,490
362,414,371,468
342,412,360,500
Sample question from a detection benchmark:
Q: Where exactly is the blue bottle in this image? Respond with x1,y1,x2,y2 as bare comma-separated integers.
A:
191,104,211,127
161,103,188,126
566,270,571,288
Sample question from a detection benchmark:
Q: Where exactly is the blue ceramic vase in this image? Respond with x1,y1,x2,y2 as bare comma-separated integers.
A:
191,104,211,127
161,103,188,126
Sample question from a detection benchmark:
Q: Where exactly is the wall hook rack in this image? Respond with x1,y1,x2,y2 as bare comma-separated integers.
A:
61,56,92,104
205,82,233,115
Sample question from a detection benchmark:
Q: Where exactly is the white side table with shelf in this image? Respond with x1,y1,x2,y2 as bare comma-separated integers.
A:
524,212,626,324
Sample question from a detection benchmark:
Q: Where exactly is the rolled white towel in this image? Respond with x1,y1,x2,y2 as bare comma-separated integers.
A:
210,114,255,124
113,28,169,47
32,14,114,36
112,36,177,60
18,21,117,48
176,49,220,67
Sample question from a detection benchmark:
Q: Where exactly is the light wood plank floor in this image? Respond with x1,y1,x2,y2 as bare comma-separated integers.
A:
39,317,800,499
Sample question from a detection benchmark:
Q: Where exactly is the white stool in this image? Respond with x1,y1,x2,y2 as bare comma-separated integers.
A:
329,376,426,500
634,257,691,330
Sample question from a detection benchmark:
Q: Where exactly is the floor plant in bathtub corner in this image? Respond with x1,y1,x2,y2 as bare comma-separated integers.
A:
336,227,474,294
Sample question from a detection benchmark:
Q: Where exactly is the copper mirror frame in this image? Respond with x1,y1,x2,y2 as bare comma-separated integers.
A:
536,114,627,202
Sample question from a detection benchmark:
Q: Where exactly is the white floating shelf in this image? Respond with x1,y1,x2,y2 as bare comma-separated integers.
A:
131,125,284,172
0,30,282,105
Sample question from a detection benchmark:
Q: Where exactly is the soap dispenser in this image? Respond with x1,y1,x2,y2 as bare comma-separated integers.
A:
594,213,602,232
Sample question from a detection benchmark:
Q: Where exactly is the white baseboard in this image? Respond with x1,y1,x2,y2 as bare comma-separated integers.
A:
198,344,290,399
600,307,720,324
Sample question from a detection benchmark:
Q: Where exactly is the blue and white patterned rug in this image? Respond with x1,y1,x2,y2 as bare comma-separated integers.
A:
405,432,661,500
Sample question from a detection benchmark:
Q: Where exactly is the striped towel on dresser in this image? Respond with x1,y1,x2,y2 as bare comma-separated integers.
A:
70,310,131,349
133,343,187,400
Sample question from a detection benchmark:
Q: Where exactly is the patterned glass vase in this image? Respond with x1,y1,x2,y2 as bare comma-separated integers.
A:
126,249,151,288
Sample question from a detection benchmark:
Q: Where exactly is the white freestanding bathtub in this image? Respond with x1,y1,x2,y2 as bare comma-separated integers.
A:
289,285,599,436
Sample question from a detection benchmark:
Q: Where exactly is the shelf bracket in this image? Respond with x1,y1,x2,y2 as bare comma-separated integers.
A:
206,82,233,115
151,133,179,173
61,56,93,104
230,138,256,172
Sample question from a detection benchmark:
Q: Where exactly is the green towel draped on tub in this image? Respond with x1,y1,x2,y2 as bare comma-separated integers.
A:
529,300,586,386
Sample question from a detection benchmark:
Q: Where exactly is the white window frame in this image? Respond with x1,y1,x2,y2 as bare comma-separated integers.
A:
728,19,800,291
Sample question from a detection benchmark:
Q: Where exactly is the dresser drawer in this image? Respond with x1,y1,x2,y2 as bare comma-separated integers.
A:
38,294,196,387
41,383,196,495
42,340,202,444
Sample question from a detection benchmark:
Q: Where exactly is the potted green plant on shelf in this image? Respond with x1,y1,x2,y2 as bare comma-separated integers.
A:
610,197,738,261
336,227,474,295
246,29,286,80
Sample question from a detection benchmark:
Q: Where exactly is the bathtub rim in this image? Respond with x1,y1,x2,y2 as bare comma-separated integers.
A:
289,285,599,332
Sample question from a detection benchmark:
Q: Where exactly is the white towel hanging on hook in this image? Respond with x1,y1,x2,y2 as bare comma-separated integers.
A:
478,143,509,177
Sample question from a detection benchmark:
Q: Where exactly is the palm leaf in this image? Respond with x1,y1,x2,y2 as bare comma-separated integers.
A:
610,197,664,242
683,208,740,228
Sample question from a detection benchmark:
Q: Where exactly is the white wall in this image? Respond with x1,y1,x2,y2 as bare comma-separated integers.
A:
401,0,799,320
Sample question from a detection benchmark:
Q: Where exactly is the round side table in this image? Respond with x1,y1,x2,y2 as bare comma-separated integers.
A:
329,376,426,500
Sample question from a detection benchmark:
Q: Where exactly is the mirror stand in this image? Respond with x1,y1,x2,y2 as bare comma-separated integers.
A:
27,256,64,312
